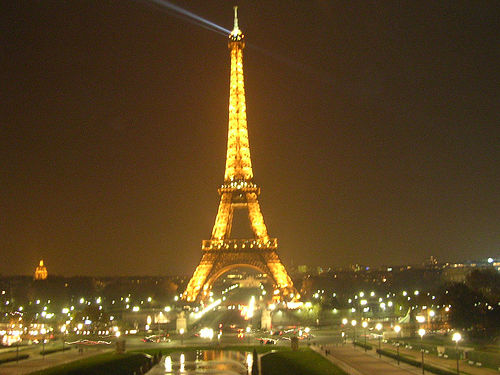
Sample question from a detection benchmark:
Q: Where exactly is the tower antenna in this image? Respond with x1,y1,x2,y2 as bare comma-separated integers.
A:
232,6,239,33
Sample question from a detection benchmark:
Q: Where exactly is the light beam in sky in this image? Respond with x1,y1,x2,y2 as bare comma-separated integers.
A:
141,0,231,36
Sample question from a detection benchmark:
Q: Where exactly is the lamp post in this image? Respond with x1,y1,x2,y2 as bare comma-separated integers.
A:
362,321,368,352
60,325,66,353
452,332,461,375
342,318,348,345
394,325,401,365
351,320,357,347
40,327,47,359
419,328,426,374
375,323,382,358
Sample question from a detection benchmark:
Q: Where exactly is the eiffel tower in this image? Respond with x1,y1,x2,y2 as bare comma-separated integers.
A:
183,7,297,303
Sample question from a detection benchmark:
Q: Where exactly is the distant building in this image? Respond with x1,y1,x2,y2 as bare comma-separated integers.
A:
34,260,47,280
239,276,260,288
297,265,308,274
441,267,469,283
441,258,499,283
424,255,439,268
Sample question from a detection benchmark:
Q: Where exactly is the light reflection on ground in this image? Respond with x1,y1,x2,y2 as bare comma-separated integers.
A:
147,350,253,374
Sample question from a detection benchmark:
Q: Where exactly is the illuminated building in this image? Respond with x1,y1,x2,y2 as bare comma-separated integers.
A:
34,259,48,280
183,7,297,302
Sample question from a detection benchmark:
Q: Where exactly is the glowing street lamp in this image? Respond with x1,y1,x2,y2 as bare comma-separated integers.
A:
419,328,426,374
351,320,357,346
341,318,348,344
394,325,401,335
394,325,401,365
362,321,368,351
375,323,382,357
452,332,462,374
61,325,66,352
41,327,47,359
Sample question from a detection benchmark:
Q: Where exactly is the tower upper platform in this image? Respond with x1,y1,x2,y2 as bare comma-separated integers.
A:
229,6,244,42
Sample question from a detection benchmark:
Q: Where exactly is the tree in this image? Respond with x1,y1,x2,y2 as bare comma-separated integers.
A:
445,283,481,330
252,348,259,375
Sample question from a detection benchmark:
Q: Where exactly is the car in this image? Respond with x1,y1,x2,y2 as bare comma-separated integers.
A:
142,335,170,343
258,338,276,345
142,337,159,343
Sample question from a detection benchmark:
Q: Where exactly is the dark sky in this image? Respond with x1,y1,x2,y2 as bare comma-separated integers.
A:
1,1,499,277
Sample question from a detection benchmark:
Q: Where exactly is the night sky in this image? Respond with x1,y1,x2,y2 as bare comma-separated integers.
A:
1,1,499,276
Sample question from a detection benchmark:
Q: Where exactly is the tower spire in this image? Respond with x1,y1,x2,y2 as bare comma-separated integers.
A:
225,6,250,182
229,6,243,41
233,6,239,33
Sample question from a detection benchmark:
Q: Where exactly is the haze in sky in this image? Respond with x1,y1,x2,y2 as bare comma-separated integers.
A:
1,1,498,276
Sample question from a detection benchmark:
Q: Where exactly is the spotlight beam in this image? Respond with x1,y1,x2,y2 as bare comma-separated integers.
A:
140,0,231,36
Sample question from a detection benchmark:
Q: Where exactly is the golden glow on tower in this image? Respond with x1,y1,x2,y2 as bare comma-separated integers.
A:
183,8,296,303
34,259,47,280
225,7,251,181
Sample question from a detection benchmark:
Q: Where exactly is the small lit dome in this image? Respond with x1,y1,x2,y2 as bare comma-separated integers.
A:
34,259,48,280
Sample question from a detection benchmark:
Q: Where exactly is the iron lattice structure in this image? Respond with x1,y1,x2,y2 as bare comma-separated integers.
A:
183,8,297,303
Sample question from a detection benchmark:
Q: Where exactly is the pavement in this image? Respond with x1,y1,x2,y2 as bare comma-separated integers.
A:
312,343,421,375
378,340,499,375
0,346,112,375
311,340,499,375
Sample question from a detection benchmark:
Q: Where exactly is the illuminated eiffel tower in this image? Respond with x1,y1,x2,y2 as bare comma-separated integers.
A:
183,7,297,303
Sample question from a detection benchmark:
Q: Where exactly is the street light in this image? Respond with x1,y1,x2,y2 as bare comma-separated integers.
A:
362,321,368,351
452,332,462,375
351,320,357,347
375,323,382,358
419,328,426,374
40,327,47,359
16,333,20,363
341,318,348,344
60,325,66,353
394,325,401,365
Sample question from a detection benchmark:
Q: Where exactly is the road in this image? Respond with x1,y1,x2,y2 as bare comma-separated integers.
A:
3,314,497,375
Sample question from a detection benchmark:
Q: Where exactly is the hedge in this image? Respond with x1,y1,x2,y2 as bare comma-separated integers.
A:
40,347,73,356
353,341,373,351
442,347,460,360
467,350,500,370
0,354,30,364
376,349,456,375
387,340,440,356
